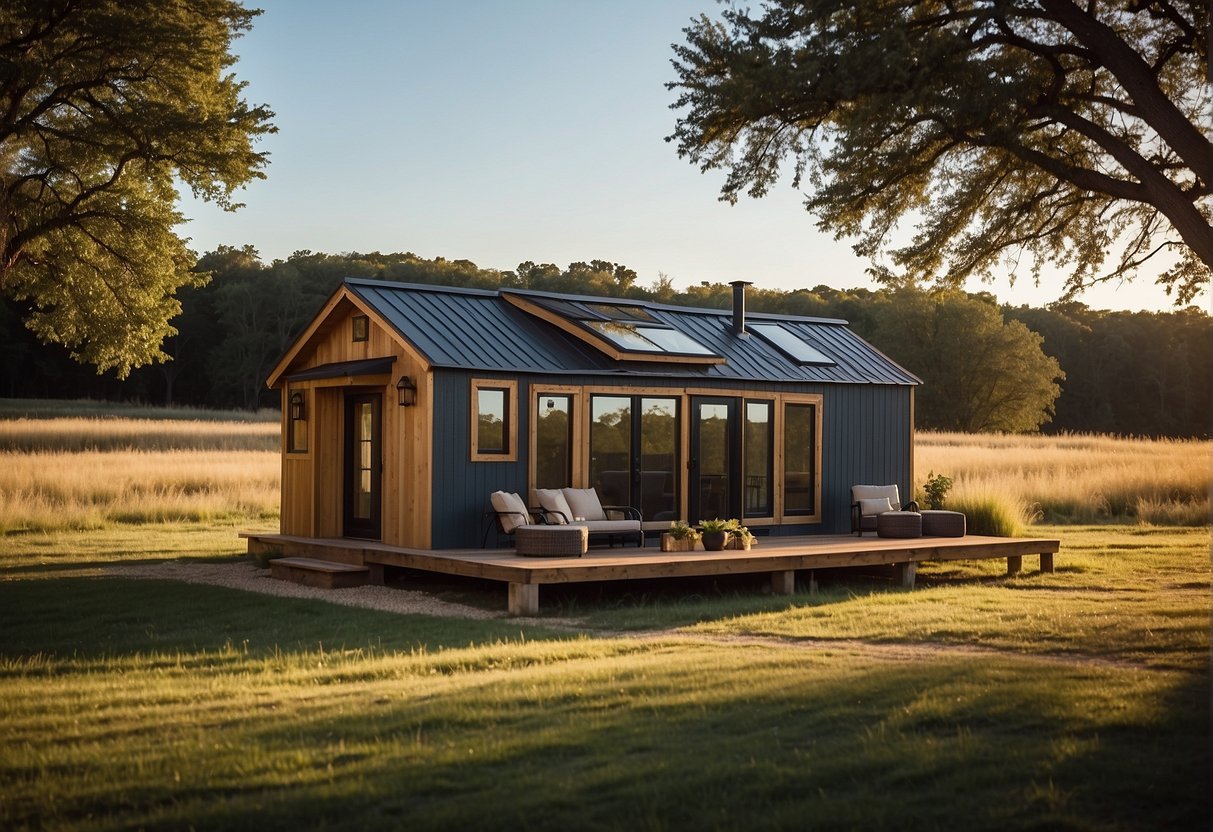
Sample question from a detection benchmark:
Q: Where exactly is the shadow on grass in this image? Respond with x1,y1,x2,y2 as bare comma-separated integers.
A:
8,638,1208,832
0,576,568,660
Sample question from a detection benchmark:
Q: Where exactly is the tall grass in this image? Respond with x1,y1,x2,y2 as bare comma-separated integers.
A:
0,407,280,532
917,431,1210,526
0,416,279,452
0,449,279,533
0,397,278,422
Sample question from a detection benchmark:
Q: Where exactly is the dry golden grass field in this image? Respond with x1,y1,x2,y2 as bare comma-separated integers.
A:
0,403,1207,534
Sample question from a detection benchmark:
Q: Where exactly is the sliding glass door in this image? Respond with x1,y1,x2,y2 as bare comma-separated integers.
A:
589,395,679,521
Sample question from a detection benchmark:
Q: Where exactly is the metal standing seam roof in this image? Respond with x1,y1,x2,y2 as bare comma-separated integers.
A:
344,278,919,386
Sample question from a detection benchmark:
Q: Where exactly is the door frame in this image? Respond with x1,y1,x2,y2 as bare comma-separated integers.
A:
689,395,741,522
343,392,383,539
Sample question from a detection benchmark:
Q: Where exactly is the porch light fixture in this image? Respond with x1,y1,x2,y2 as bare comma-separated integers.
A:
396,375,417,407
289,391,306,421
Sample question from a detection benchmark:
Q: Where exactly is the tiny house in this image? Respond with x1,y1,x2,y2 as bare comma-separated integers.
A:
265,278,919,549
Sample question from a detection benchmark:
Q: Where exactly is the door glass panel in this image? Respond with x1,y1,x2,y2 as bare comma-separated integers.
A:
535,395,572,489
784,403,816,514
696,402,731,521
344,394,381,539
590,396,631,508
355,402,374,520
745,401,773,516
638,398,678,521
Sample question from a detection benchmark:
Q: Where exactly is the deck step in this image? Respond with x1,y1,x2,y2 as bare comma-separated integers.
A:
269,556,369,589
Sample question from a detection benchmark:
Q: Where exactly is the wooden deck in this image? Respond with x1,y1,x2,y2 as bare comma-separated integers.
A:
242,532,1060,616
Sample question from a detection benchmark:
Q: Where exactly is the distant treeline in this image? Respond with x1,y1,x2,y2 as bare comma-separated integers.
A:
2,247,1208,437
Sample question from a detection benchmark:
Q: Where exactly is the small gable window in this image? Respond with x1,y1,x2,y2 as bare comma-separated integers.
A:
352,315,369,342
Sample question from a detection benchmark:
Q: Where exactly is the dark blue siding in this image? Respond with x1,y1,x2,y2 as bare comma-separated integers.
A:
430,371,912,547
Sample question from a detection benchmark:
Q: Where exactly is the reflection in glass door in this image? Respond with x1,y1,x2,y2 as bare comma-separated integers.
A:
690,397,738,522
589,395,679,522
343,393,382,539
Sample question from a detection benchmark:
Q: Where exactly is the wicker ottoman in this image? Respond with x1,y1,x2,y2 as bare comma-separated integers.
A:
876,510,922,539
514,524,588,557
920,510,966,537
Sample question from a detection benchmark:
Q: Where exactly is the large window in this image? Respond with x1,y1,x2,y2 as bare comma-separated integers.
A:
470,379,517,461
783,402,818,516
534,394,573,489
744,400,773,517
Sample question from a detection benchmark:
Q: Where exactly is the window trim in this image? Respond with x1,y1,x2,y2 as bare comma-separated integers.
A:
743,398,775,519
470,378,517,462
528,386,582,494
352,315,370,342
776,394,823,523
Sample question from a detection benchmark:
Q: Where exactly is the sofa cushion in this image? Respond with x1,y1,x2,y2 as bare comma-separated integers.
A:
561,487,607,521
859,496,895,517
490,491,531,533
574,518,642,533
852,484,901,507
534,488,574,524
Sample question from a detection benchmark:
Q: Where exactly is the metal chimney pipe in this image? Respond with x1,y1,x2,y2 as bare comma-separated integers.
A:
730,280,752,335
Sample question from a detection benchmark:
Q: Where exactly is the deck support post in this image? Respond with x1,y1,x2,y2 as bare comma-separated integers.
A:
896,561,917,589
1040,553,1055,573
1007,555,1023,576
807,570,817,595
367,563,385,586
771,570,795,596
508,582,539,616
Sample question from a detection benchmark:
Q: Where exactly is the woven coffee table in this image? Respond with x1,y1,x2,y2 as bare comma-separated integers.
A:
876,510,922,539
514,524,588,557
920,510,966,537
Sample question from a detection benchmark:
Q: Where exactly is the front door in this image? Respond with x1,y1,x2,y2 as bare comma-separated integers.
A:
689,396,739,523
343,393,382,539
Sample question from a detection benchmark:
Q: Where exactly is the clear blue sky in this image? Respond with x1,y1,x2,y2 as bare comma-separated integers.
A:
176,0,1202,313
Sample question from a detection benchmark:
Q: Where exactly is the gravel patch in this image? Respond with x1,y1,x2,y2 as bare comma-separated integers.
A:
107,560,506,620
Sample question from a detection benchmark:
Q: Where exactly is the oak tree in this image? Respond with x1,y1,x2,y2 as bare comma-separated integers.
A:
0,0,275,375
668,0,1211,303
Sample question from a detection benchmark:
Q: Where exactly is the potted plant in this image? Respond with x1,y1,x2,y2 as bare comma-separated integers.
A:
661,521,701,552
699,518,731,551
725,521,755,550
922,471,954,510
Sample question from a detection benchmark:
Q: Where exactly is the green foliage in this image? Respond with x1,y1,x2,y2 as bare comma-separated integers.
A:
698,518,731,533
870,289,1064,432
667,0,1212,303
0,0,276,376
2,249,1210,438
666,520,699,541
921,471,953,510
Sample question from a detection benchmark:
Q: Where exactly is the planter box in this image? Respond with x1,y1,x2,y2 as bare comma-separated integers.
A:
660,534,697,552
725,537,754,550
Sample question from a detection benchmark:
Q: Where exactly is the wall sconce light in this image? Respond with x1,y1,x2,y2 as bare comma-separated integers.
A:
289,391,306,421
396,375,417,407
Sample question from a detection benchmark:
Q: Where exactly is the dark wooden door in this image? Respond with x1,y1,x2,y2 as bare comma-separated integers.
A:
343,393,382,539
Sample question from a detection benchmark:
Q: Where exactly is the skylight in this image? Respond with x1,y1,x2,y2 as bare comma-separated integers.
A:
525,296,721,360
585,321,717,356
749,323,835,365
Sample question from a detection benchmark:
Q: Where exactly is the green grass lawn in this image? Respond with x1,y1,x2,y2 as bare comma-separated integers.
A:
0,524,1208,831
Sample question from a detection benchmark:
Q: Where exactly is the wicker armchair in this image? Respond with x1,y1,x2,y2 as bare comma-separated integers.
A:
850,484,919,536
